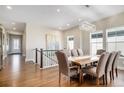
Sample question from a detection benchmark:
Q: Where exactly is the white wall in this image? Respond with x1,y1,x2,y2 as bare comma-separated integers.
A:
93,12,124,50
25,23,63,62
63,27,81,49
63,27,90,55
94,12,124,31
80,30,90,55
63,12,124,55
22,29,26,56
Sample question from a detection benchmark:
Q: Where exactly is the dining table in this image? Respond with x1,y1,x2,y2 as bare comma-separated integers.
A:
68,55,100,84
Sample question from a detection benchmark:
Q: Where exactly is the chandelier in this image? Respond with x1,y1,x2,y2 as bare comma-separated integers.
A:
79,21,96,32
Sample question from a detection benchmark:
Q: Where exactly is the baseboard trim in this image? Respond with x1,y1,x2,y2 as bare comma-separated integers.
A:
42,64,58,69
25,59,35,63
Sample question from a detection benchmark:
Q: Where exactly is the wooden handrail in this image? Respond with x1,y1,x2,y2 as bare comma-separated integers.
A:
43,49,62,51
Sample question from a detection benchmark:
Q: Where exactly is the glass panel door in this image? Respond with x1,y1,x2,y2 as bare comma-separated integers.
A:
8,34,22,54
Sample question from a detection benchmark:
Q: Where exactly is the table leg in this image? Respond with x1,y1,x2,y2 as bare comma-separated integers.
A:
79,65,83,84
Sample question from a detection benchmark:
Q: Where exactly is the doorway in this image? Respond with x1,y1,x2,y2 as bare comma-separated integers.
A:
8,34,22,54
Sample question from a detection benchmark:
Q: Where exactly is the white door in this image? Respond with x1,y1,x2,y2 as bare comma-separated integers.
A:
9,34,22,54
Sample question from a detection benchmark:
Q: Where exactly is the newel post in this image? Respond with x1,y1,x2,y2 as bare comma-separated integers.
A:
40,48,43,68
35,48,38,64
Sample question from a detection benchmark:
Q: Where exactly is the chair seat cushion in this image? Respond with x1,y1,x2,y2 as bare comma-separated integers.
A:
70,68,78,77
83,66,97,77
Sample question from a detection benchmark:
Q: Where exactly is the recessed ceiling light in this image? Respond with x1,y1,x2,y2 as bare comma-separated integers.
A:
12,22,15,25
57,9,60,13
6,6,12,10
13,27,16,30
67,24,70,26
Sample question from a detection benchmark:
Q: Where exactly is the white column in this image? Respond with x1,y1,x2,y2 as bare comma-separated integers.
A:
103,29,107,51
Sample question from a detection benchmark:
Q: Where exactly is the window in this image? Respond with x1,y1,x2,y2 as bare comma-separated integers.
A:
106,27,124,55
90,31,103,56
67,36,74,50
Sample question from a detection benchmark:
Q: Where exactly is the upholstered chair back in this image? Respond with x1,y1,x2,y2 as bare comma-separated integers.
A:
77,49,84,56
105,52,116,73
97,49,106,55
96,52,110,78
71,49,79,57
55,51,69,76
112,51,121,69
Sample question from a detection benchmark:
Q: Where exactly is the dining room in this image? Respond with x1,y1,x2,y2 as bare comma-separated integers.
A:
1,0,124,93
56,48,121,86
0,4,124,88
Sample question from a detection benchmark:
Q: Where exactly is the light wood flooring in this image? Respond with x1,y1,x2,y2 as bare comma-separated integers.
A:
0,54,124,87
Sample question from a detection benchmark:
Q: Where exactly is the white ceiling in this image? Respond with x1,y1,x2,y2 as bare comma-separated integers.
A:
1,21,26,32
0,5,124,31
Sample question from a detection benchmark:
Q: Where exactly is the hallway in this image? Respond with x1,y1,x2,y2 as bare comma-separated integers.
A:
8,34,22,54
0,55,124,87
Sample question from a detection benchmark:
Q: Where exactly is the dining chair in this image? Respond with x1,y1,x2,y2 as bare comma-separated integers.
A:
77,49,84,56
83,52,110,85
105,52,116,85
55,51,79,86
97,49,106,55
71,49,79,57
93,49,106,67
112,51,121,80
63,49,75,67
63,49,71,57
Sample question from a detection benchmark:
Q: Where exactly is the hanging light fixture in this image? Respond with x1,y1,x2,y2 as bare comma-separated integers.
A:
79,21,96,32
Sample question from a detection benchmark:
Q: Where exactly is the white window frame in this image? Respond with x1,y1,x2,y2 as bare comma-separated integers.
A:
67,35,74,50
90,31,103,56
106,26,124,55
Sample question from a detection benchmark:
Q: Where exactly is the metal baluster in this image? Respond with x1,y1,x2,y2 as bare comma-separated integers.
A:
47,51,48,67
51,51,52,66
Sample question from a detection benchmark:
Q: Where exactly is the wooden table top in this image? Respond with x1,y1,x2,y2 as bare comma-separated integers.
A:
68,55,99,66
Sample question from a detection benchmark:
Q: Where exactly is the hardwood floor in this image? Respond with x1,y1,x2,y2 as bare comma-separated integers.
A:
0,54,124,87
